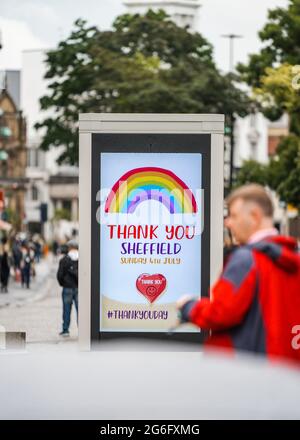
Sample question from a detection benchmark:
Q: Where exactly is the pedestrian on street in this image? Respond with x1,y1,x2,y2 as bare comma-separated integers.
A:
12,239,22,271
0,238,10,293
176,184,300,364
28,244,36,279
34,239,42,263
20,244,33,289
52,239,59,262
57,240,78,337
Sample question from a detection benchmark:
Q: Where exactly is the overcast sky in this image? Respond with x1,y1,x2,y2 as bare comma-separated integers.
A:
0,0,289,72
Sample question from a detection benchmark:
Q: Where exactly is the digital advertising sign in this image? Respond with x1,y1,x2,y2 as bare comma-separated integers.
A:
99,152,202,333
79,114,224,349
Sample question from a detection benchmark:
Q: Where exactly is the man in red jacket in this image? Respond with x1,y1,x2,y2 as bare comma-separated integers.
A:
177,184,300,363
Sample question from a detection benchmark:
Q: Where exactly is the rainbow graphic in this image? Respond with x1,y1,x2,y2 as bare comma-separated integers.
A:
105,167,197,214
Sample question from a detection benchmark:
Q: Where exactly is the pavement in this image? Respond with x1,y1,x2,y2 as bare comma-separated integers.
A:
1,348,300,419
0,254,78,349
0,256,52,308
1,258,300,419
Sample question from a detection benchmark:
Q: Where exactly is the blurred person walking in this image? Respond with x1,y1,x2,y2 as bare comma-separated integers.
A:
0,238,10,293
12,239,22,270
20,244,33,289
57,240,78,337
177,184,300,364
12,239,22,283
52,239,59,262
33,238,42,263
29,243,37,279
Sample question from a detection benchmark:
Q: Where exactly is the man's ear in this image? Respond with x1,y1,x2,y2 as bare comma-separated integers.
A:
250,204,263,223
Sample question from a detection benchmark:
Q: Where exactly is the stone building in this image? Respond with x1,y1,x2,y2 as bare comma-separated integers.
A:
0,89,28,232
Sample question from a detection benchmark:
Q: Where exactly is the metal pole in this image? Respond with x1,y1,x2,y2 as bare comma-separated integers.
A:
229,113,235,190
221,34,243,189
221,34,243,72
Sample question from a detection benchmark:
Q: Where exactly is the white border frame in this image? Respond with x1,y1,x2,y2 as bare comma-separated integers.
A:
79,114,224,351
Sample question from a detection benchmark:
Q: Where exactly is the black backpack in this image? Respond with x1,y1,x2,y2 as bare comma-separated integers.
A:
67,257,78,283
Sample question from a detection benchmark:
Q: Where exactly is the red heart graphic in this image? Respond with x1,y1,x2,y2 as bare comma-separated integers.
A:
136,274,167,304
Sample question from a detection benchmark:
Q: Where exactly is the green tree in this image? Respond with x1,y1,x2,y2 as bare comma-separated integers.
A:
268,136,300,209
36,11,250,165
236,0,300,209
234,160,269,188
239,63,300,207
254,63,300,134
52,208,72,222
238,0,300,88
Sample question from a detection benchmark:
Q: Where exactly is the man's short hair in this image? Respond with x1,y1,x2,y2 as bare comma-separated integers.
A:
67,240,78,250
226,184,274,218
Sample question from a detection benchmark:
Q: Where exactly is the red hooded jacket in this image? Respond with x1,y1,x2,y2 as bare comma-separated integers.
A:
181,236,300,363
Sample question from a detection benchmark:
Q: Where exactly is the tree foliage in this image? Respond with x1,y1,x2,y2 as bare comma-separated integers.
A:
235,160,268,188
268,135,300,209
238,0,300,88
36,11,250,165
254,63,300,133
236,0,300,208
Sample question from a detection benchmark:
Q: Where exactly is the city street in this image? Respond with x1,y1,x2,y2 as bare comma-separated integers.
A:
0,256,52,308
0,255,78,349
1,0,300,427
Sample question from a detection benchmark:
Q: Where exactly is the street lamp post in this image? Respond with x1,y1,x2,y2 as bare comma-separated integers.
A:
221,34,243,72
222,34,243,191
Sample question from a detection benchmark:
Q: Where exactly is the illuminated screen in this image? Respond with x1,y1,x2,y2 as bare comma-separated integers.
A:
99,152,203,333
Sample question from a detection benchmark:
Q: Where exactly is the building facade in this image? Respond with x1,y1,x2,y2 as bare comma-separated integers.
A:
123,0,201,31
21,50,79,242
234,112,269,168
0,88,28,232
